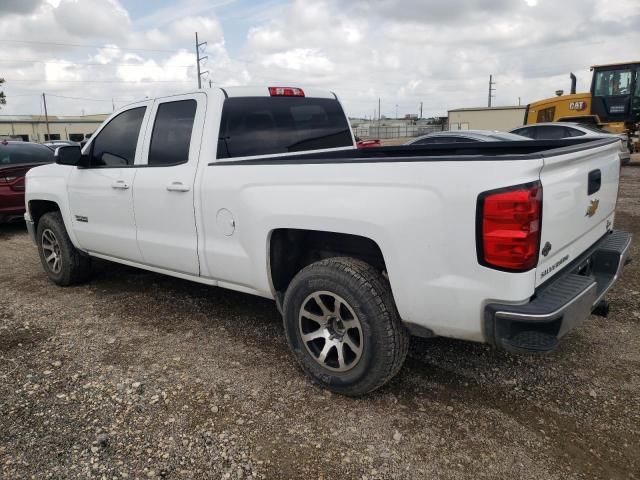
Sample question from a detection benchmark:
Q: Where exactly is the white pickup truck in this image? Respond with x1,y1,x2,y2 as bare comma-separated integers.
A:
25,86,631,395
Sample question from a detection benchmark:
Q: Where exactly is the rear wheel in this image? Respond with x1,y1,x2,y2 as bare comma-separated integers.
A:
283,257,408,396
36,211,91,286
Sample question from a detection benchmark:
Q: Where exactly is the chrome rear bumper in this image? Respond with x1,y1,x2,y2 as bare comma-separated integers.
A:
485,230,632,353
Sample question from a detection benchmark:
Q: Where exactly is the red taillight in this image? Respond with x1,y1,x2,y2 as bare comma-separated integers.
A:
268,87,305,97
477,182,542,272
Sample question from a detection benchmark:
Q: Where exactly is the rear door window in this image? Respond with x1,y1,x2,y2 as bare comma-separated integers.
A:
90,107,146,167
148,100,197,166
217,97,352,158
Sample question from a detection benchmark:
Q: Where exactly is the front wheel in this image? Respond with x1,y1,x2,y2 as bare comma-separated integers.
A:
36,211,91,286
282,257,408,396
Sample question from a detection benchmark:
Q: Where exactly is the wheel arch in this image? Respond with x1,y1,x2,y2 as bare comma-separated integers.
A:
28,197,83,251
268,228,388,305
28,199,61,228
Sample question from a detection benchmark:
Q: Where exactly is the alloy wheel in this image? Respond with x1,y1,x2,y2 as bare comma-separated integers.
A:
298,291,364,372
41,229,62,274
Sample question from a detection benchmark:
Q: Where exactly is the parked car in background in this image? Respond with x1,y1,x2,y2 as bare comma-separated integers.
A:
42,140,81,148
510,122,631,164
405,130,530,145
1,141,55,223
354,136,381,148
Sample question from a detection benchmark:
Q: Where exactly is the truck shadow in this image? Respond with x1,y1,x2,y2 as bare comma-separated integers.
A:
88,255,567,390
0,220,27,239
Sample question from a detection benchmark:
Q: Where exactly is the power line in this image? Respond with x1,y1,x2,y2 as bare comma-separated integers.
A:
0,39,185,54
5,79,192,84
46,94,136,102
0,59,193,68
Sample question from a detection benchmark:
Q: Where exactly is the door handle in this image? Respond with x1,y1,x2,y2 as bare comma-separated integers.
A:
166,181,190,192
111,179,129,190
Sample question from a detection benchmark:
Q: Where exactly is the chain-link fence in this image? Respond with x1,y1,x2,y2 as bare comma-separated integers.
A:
352,124,447,139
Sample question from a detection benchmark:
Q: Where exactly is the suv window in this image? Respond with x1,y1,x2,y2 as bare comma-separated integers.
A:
531,126,567,140
217,97,352,158
565,127,586,137
511,127,533,139
148,100,197,166
90,107,146,167
0,143,54,165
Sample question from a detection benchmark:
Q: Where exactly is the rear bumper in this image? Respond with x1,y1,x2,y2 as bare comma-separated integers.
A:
485,229,632,353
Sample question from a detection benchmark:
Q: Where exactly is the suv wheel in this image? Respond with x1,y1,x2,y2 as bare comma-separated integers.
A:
283,257,408,396
36,211,91,286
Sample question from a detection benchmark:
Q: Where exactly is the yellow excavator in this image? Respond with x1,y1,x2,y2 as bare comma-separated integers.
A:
524,62,640,151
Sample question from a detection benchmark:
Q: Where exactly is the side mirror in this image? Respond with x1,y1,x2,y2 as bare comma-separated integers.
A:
55,145,87,167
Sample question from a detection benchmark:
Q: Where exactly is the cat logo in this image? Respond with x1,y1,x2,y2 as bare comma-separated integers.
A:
569,101,587,111
585,199,599,218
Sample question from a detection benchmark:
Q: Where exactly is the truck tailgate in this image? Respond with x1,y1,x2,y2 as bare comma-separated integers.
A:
536,139,621,287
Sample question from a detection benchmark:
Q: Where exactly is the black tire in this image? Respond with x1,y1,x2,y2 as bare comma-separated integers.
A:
283,257,409,396
36,211,91,286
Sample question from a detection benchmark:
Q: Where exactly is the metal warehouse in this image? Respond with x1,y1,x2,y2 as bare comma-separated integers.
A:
448,106,527,132
0,114,109,143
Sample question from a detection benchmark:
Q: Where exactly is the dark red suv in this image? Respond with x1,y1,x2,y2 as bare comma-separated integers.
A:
0,141,54,223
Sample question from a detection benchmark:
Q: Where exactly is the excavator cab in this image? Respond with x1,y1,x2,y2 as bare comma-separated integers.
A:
590,62,640,127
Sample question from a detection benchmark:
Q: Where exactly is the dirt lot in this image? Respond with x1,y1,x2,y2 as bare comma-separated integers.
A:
1,163,639,480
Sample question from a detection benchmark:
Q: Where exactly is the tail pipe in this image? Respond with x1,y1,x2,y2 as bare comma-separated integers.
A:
570,73,577,95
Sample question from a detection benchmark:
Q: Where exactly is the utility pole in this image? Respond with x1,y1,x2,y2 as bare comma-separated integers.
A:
518,96,521,106
395,104,398,119
42,93,51,141
378,97,381,122
488,74,496,107
419,101,423,119
195,32,208,89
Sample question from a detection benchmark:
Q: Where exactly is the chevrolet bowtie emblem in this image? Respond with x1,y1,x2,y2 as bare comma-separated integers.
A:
585,199,599,218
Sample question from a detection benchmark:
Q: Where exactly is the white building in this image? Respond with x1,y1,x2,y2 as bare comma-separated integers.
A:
448,106,527,132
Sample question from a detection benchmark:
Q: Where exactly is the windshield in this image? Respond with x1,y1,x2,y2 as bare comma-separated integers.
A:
594,69,633,96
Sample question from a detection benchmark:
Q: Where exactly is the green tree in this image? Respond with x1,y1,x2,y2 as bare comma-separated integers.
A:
0,78,5,108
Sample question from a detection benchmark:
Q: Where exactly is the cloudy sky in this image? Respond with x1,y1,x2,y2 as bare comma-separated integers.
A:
0,0,638,119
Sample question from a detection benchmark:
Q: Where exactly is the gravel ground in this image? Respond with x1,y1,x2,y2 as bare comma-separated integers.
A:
1,162,639,479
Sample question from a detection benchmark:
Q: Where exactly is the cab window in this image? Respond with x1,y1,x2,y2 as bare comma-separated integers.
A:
217,97,352,159
594,70,632,96
536,106,556,123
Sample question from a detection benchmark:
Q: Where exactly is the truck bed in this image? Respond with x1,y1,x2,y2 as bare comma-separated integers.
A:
211,137,619,165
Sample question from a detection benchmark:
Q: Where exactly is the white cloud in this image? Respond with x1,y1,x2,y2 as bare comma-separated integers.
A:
0,0,638,120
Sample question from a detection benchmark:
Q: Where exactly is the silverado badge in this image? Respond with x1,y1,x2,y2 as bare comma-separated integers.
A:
585,199,599,218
